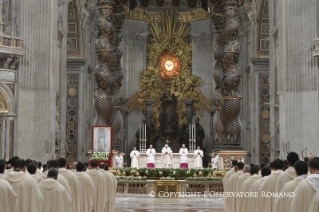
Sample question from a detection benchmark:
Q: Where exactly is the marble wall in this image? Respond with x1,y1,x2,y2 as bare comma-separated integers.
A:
269,0,319,158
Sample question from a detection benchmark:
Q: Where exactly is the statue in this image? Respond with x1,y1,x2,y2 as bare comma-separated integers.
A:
195,117,205,148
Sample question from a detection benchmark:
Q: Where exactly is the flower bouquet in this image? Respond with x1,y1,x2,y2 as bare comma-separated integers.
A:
90,152,110,161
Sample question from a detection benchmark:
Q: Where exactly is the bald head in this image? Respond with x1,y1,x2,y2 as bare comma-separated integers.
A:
72,162,77,170
243,165,251,173
309,154,315,161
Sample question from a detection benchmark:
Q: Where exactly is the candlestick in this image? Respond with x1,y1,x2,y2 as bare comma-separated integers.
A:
145,124,146,139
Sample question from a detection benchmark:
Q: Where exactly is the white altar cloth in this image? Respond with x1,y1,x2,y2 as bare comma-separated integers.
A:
138,153,195,168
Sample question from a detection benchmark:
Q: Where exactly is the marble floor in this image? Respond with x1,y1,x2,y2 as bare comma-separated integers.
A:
115,195,225,212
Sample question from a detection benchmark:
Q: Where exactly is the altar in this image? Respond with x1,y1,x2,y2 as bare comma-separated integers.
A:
139,153,195,169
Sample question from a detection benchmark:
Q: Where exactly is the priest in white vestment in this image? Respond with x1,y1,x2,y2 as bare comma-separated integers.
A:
75,162,94,212
0,178,18,212
6,159,43,212
248,167,271,212
224,160,237,212
258,159,284,212
58,158,81,212
27,163,37,179
235,165,251,212
225,162,244,212
179,144,188,168
105,163,117,212
161,144,173,168
39,168,71,212
146,145,156,168
130,147,140,168
241,166,261,212
115,152,123,168
37,160,71,195
87,161,109,212
275,151,299,193
274,160,307,212
212,153,220,169
99,163,116,212
194,146,204,169
290,157,319,212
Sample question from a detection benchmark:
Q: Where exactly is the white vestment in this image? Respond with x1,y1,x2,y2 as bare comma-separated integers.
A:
107,171,118,212
0,178,18,212
179,148,188,163
226,170,243,212
6,171,43,212
130,150,140,168
161,147,173,167
290,174,319,212
258,170,283,212
75,172,94,212
58,169,81,212
193,150,204,169
100,169,115,212
275,166,296,193
249,177,267,212
235,172,251,212
39,179,71,212
309,189,319,212
87,169,108,212
0,173,5,179
241,174,262,212
146,148,156,163
115,155,123,168
212,155,220,169
274,175,306,212
223,168,235,212
37,169,71,195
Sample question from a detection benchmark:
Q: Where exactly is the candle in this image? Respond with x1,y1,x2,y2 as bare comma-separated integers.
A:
144,124,146,139
189,124,191,139
139,125,141,140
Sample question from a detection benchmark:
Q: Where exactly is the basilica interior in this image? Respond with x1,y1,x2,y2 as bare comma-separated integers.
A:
0,0,318,168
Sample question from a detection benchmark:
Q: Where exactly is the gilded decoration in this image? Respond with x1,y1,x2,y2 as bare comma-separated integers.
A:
126,10,212,130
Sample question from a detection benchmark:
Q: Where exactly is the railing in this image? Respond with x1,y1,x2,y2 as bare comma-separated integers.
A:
0,34,24,55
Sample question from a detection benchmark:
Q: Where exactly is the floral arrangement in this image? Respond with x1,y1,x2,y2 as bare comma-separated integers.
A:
115,176,147,181
90,152,110,161
185,177,222,181
160,176,175,180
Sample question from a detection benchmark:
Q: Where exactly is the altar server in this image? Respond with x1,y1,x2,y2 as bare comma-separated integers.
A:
226,162,244,212
130,147,140,168
58,158,81,212
87,162,108,212
75,162,94,212
179,144,188,168
115,152,123,168
257,159,283,212
290,157,319,212
146,145,156,168
39,168,71,212
212,153,220,169
274,160,307,212
6,159,43,212
241,166,261,212
194,146,204,169
275,151,299,192
161,144,173,168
